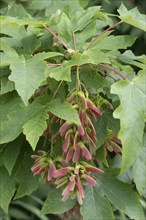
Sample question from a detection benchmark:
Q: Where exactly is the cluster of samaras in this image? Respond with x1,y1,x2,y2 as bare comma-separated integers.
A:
31,91,121,206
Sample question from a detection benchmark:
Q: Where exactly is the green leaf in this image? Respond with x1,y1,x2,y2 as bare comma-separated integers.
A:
0,75,15,95
57,13,73,48
41,188,76,215
21,34,41,54
0,92,22,122
118,3,146,31
13,151,39,199
83,50,111,64
0,23,26,40
94,116,107,149
44,0,83,17
100,173,145,219
74,6,101,32
80,185,114,220
0,167,16,213
3,138,21,175
80,66,109,94
23,109,49,150
6,3,30,19
75,19,96,50
47,61,72,82
0,96,48,144
0,16,45,26
0,40,19,67
89,35,137,51
9,52,63,105
117,50,146,70
48,99,80,125
0,102,26,144
132,147,146,196
111,71,146,173
12,201,49,220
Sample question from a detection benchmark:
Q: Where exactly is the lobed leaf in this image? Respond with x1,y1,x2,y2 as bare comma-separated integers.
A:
118,3,146,32
111,71,146,173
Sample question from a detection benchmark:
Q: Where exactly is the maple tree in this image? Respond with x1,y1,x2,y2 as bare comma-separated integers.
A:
0,0,146,219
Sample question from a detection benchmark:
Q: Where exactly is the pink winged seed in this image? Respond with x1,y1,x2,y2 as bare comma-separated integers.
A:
79,109,88,126
49,163,56,177
73,148,81,163
77,124,85,136
67,178,75,191
84,174,97,186
73,132,78,150
81,96,87,109
81,146,92,160
54,167,69,178
59,122,71,136
87,101,102,117
62,133,70,152
65,148,74,163
77,176,85,198
86,165,104,174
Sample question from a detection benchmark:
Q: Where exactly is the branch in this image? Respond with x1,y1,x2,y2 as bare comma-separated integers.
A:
85,20,123,50
43,25,68,50
98,63,127,80
98,70,117,81
52,81,63,100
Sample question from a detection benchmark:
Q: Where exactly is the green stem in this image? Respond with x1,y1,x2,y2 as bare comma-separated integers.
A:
50,141,54,157
76,66,81,91
85,20,123,50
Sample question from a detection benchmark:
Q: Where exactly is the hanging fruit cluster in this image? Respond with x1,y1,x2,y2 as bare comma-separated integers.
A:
31,82,121,210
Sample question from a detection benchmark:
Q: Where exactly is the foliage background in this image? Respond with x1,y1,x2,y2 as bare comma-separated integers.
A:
0,0,145,220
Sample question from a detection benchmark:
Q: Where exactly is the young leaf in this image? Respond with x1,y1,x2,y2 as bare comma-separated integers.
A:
118,3,146,31
41,188,76,215
111,71,146,173
80,185,114,220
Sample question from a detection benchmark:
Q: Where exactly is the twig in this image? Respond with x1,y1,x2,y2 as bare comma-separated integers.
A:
85,20,123,50
98,63,127,80
52,81,63,100
98,70,117,81
43,25,68,50
72,31,77,50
